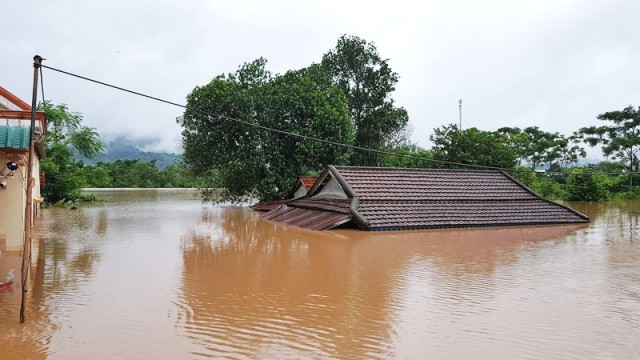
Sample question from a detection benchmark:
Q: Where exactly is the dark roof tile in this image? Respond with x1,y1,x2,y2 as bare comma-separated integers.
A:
262,166,589,231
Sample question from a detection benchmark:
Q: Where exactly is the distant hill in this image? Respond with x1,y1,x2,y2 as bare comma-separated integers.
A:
74,137,182,169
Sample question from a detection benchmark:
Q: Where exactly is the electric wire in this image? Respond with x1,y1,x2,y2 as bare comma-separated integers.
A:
35,66,46,143
39,63,639,177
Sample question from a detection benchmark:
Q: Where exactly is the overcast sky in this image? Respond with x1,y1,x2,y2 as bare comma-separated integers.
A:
2,0,638,157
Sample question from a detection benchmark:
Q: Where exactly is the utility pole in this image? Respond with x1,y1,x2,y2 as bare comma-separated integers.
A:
458,99,462,129
21,55,42,323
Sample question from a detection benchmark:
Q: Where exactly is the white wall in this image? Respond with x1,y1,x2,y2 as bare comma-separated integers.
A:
0,151,28,251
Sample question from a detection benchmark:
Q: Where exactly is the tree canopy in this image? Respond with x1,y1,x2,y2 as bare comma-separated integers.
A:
321,35,410,166
430,125,518,169
579,105,640,193
38,101,104,203
496,126,585,170
179,58,354,202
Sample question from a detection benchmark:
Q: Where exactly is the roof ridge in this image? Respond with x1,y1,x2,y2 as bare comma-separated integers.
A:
332,165,503,173
359,198,544,202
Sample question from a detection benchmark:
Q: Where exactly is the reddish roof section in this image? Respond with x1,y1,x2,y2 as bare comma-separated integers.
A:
251,176,319,211
299,176,318,189
262,166,589,231
0,86,31,111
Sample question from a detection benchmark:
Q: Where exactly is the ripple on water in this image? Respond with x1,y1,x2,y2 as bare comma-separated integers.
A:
2,193,640,359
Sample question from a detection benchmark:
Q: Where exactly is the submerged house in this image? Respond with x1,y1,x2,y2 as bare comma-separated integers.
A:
0,86,46,251
262,166,589,231
250,176,318,212
292,176,318,199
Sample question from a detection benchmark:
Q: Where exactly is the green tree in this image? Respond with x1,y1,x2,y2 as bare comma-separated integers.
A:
495,127,531,166
547,133,586,170
100,159,161,188
430,125,517,169
565,168,609,201
80,165,112,188
179,58,354,202
584,161,630,197
38,102,103,203
496,127,585,170
321,35,409,166
579,105,640,195
158,161,202,188
382,144,434,168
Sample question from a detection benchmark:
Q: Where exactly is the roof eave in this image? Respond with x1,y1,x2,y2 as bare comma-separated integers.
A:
349,196,369,228
500,170,590,221
366,220,590,232
0,86,32,111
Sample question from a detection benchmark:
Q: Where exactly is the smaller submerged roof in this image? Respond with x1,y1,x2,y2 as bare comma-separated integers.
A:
251,176,320,211
299,176,318,189
262,166,589,231
250,199,290,212
262,198,352,230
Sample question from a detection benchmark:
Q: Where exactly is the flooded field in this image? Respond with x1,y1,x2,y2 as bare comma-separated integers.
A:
1,189,639,359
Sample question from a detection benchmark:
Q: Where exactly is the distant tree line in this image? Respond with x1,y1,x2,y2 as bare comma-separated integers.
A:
38,102,211,205
382,105,640,202
76,160,208,189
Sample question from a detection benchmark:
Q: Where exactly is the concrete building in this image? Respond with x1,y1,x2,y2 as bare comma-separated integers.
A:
0,86,46,251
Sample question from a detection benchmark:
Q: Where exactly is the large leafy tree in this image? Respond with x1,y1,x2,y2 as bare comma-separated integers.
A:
38,101,103,203
382,144,434,168
565,168,609,201
430,125,517,169
496,126,585,170
579,105,640,194
179,58,354,202
321,35,409,166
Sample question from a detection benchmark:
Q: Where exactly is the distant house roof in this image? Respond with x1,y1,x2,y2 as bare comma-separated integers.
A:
262,165,589,231
250,176,319,211
299,176,317,189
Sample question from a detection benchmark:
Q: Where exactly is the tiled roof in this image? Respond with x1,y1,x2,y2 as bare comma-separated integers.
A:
262,198,352,230
0,125,30,150
262,166,589,231
250,199,289,212
358,199,587,230
333,166,537,201
288,197,352,213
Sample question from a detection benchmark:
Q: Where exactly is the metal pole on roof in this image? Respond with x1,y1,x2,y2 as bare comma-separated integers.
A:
458,99,462,130
19,55,42,324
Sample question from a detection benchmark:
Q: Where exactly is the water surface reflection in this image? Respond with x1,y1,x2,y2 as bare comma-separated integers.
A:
179,204,637,359
0,192,638,359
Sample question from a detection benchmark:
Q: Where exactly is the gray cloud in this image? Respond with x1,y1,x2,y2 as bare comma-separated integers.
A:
2,0,638,158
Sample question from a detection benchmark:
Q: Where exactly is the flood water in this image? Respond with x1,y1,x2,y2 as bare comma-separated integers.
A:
1,189,639,359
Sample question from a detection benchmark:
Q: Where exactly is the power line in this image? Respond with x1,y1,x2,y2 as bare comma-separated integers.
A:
39,63,638,177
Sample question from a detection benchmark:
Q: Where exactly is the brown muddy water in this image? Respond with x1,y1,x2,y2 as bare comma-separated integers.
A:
0,189,639,359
